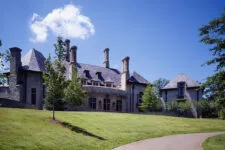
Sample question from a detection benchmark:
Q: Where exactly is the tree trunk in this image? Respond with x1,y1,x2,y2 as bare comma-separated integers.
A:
53,98,55,120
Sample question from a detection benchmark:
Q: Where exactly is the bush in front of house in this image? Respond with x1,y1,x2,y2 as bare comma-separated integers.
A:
166,101,192,117
194,99,218,118
167,101,179,112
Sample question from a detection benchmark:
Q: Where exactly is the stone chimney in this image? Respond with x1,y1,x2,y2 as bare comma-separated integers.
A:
65,39,70,62
70,45,77,64
69,45,77,79
122,56,130,73
9,47,22,78
103,48,110,68
9,47,22,102
121,56,130,90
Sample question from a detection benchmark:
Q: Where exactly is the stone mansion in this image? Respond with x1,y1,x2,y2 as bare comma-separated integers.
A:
0,39,149,112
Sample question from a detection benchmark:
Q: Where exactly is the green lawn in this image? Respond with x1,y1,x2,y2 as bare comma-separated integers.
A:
203,134,225,150
0,108,225,150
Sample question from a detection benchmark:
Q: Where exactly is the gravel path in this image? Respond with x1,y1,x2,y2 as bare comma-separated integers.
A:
113,132,225,150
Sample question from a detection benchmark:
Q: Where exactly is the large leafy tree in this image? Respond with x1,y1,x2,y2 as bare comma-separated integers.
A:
139,85,158,111
199,9,225,119
64,65,87,106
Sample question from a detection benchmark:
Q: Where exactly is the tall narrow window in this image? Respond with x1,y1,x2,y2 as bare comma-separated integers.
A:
116,100,122,112
165,90,168,102
89,98,96,110
104,99,110,111
197,90,199,101
177,82,185,99
31,88,36,105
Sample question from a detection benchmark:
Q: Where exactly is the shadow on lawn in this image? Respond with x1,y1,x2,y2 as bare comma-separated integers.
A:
61,122,105,140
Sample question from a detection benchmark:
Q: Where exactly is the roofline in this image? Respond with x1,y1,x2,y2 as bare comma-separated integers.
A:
160,86,201,91
128,81,151,86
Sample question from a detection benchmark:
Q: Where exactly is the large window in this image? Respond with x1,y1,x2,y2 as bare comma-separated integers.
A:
116,100,122,112
31,88,36,105
89,98,96,110
104,99,110,111
177,82,185,99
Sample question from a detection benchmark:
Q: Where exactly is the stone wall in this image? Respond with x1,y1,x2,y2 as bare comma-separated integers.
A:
25,72,43,109
161,88,203,102
127,84,146,112
0,87,10,99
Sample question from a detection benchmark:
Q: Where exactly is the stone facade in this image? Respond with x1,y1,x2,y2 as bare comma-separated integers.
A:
0,39,150,112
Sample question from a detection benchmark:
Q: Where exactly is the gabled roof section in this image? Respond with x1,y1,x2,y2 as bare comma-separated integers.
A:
22,49,46,72
128,71,150,85
162,73,200,90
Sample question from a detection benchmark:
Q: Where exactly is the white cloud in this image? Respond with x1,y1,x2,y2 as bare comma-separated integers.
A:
30,4,95,43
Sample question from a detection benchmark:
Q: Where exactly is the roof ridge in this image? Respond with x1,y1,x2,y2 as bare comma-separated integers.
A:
78,62,120,73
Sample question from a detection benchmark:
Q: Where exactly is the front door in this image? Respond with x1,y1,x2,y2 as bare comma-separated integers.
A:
104,99,110,111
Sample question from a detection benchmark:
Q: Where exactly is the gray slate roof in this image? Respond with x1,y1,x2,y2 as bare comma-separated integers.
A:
22,49,46,72
128,71,150,85
64,61,121,87
161,73,200,90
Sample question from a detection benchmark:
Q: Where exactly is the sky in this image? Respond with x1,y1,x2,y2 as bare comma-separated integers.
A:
0,0,224,83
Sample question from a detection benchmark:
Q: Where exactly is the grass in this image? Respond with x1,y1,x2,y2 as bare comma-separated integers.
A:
0,108,225,150
203,134,225,150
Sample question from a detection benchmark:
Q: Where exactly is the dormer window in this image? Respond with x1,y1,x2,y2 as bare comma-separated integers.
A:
84,70,90,78
96,72,102,78
177,82,185,99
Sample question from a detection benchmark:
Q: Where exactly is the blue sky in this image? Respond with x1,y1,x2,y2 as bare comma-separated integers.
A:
0,0,224,83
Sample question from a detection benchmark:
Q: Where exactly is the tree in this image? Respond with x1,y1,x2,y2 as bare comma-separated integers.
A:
54,37,66,61
0,40,10,85
199,9,225,119
43,37,87,120
153,78,169,98
43,57,66,120
64,65,87,106
139,85,158,111
43,37,67,120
